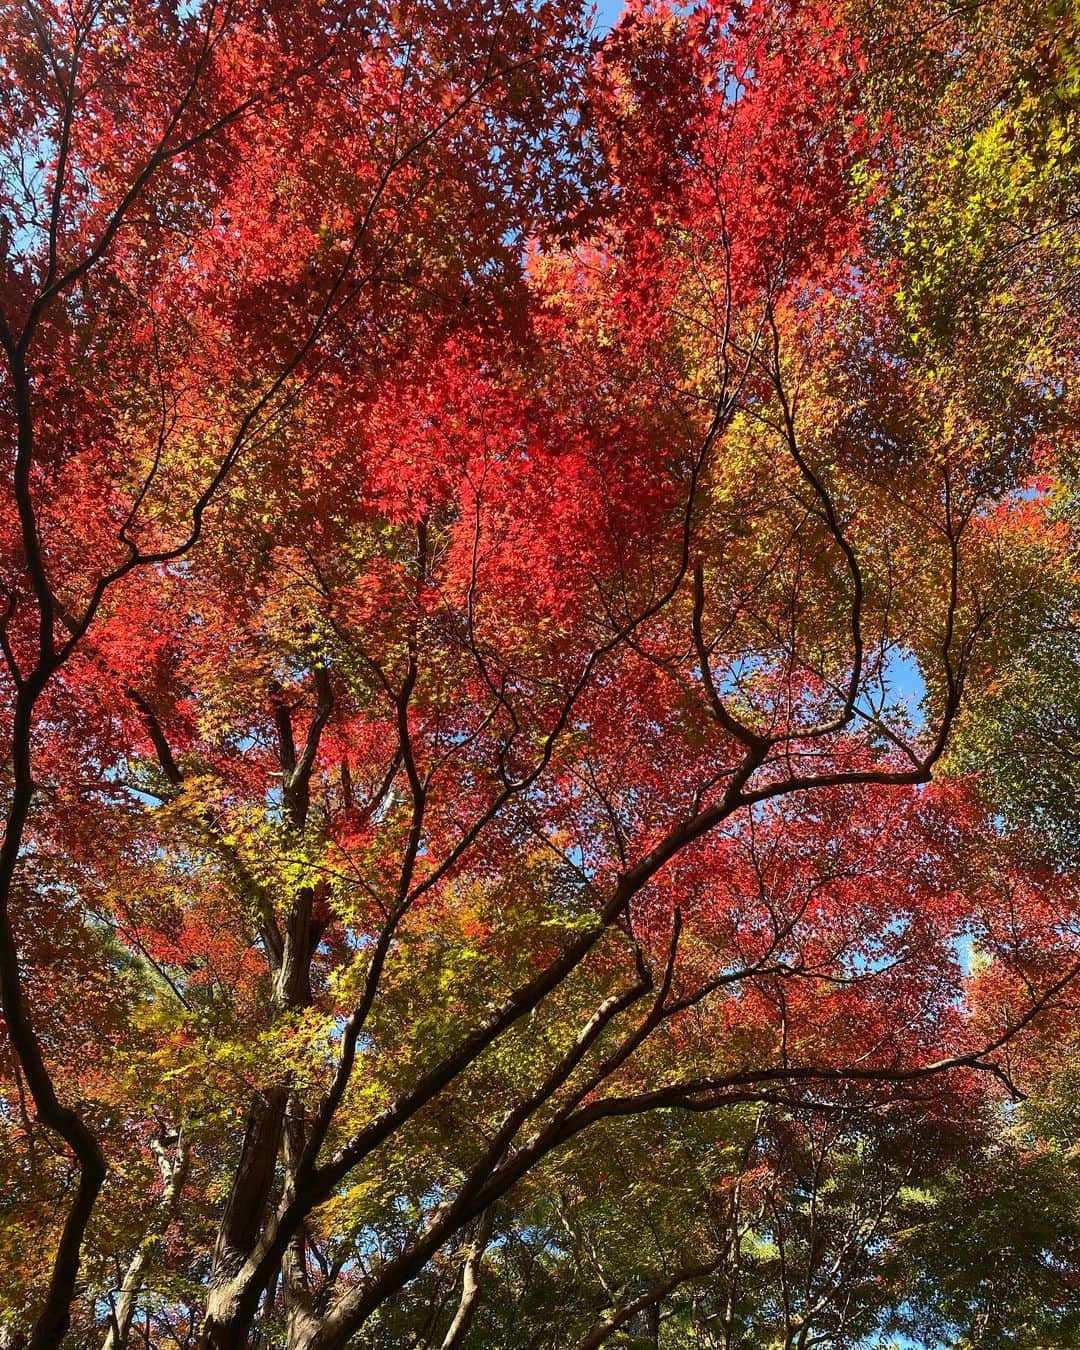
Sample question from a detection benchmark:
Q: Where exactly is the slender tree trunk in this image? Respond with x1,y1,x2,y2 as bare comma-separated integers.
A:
437,1207,495,1350
0,676,108,1349
102,1131,189,1350
282,1098,323,1350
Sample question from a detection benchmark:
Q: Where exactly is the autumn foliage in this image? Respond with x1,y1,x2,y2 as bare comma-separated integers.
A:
0,0,1078,1346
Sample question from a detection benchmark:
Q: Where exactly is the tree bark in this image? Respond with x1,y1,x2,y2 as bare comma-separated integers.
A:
437,1208,495,1350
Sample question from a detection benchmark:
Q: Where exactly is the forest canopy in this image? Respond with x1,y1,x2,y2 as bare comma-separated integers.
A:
0,0,1078,1346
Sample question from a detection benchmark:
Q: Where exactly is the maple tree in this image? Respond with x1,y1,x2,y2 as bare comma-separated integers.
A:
0,0,1078,1347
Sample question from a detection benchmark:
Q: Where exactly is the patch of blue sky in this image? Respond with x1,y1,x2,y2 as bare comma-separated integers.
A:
882,646,926,709
855,644,929,748
590,0,625,34
952,931,975,976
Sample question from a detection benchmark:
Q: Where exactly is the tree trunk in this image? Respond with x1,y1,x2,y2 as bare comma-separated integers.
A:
102,1131,188,1350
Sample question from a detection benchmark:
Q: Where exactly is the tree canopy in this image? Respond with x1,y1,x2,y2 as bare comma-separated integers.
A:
0,1,1078,1346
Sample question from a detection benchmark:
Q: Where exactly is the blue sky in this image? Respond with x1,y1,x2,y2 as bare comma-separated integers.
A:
592,0,625,33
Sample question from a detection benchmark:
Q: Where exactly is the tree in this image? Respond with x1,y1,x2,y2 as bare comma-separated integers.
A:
856,0,1080,866
0,0,594,1341
0,1,1075,1346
